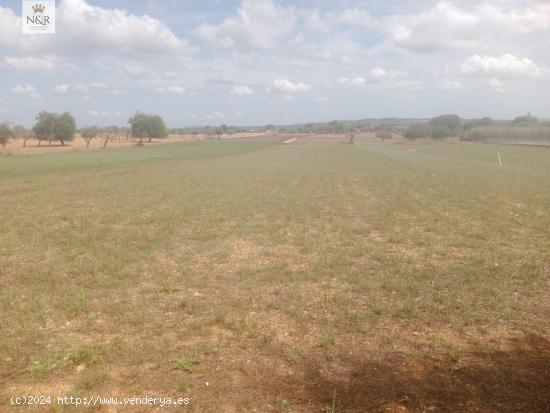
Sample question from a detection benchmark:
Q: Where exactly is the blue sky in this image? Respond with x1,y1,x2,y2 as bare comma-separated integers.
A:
1,0,549,127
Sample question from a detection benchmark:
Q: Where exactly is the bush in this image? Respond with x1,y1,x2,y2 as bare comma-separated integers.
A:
427,114,462,139
430,126,453,140
33,111,76,145
463,117,493,130
404,123,432,140
461,125,550,144
513,112,538,126
429,114,462,131
0,123,12,147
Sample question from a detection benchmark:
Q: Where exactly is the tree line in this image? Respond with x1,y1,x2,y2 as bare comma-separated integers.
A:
0,111,168,148
2,110,548,149
402,112,550,144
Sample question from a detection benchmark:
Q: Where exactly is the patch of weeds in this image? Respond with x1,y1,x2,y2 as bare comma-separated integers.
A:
214,310,227,325
177,298,200,314
177,378,192,393
285,350,302,365
186,319,208,336
70,291,89,317
168,356,200,372
287,307,307,327
380,335,395,349
159,281,178,294
75,368,108,390
446,349,461,363
259,332,275,348
320,332,336,349
69,346,98,366
27,349,72,378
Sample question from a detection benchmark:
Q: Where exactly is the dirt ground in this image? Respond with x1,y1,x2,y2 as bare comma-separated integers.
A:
0,132,271,155
0,132,396,156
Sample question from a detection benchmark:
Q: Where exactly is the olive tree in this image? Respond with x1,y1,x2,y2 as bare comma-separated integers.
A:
33,111,76,146
375,125,394,142
128,112,168,144
0,123,12,147
80,126,99,148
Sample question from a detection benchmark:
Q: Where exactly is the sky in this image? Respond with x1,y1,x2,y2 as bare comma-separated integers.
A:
0,0,549,127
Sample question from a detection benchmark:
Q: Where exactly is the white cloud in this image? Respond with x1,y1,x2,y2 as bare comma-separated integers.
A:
387,2,550,53
156,85,186,94
337,9,374,27
3,56,56,71
230,85,254,96
479,3,550,35
338,67,421,90
0,6,33,50
89,82,107,88
125,64,152,78
389,2,478,52
272,78,311,93
53,83,89,95
56,0,184,55
207,111,226,119
89,110,124,116
438,80,463,90
11,83,39,98
488,78,512,93
338,77,366,87
461,54,543,78
0,0,187,57
195,0,297,51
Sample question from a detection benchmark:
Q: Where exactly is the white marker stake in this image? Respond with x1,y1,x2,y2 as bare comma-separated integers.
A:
497,153,502,167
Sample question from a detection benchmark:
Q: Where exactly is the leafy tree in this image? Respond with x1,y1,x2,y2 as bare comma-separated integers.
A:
513,112,538,125
149,116,168,141
430,126,451,140
428,114,462,139
128,112,168,143
32,111,76,146
376,130,392,142
80,126,99,148
429,114,462,130
12,125,25,138
327,120,345,134
128,112,149,143
404,123,432,140
12,125,32,147
463,117,493,130
375,124,393,142
0,123,12,147
55,113,77,145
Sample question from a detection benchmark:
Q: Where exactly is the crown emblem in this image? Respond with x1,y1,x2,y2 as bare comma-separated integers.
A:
32,4,45,14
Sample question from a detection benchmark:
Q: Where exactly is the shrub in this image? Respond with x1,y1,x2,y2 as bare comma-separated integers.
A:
460,125,550,144
463,117,493,130
429,114,462,131
512,112,538,126
0,123,12,147
404,123,432,140
430,126,453,140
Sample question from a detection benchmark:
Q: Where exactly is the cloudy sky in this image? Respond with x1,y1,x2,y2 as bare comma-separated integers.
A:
1,0,549,127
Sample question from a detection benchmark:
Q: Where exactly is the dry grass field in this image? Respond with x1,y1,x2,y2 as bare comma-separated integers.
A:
1,138,549,412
